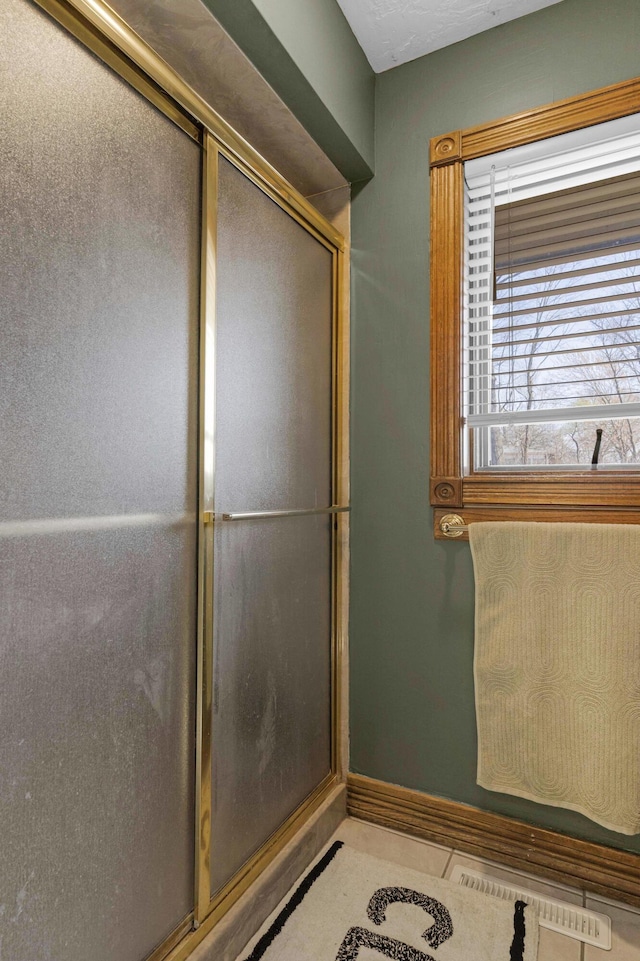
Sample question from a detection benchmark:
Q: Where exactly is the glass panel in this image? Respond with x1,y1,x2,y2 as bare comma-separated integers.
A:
215,157,333,512
1,2,200,958
479,417,640,467
210,517,332,894
211,158,333,895
0,527,197,959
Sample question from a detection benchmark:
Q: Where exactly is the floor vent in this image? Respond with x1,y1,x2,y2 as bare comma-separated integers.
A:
450,865,611,949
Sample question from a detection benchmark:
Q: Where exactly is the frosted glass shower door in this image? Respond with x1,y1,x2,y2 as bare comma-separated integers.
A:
1,2,200,959
210,156,335,895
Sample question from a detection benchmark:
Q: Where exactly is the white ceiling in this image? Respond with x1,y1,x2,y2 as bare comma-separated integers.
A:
335,0,564,73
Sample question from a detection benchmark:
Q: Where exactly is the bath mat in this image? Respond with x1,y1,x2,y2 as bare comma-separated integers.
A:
241,841,538,961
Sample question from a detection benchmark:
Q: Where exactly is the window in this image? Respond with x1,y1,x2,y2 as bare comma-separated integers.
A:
429,77,640,538
466,118,640,471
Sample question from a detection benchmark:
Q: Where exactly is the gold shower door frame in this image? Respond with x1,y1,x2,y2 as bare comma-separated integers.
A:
195,136,347,941
29,2,349,959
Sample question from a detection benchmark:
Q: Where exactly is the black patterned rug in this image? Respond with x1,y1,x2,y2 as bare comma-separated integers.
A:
241,841,538,961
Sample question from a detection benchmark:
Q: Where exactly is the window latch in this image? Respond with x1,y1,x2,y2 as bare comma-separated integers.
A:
591,428,603,466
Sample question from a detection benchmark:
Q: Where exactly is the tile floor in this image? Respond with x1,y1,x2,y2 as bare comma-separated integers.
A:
257,816,640,961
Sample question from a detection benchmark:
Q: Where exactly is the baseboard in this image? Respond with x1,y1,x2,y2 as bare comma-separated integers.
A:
347,774,640,910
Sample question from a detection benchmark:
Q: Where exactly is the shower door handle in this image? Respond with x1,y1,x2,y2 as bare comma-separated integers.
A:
203,506,349,524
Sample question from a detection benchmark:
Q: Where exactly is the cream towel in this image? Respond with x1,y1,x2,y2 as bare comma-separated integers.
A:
470,521,640,835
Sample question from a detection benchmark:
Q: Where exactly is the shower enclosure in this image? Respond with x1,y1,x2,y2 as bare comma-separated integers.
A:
0,1,347,958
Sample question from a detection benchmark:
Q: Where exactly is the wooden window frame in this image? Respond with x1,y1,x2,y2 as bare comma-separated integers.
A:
430,76,640,540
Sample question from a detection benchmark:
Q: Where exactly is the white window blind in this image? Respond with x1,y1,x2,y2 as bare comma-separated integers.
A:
464,114,640,468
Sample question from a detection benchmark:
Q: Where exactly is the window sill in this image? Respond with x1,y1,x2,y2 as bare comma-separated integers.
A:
431,472,640,540
463,472,640,506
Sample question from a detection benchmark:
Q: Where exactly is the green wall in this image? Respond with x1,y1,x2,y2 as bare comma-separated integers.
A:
201,0,374,182
350,0,640,852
